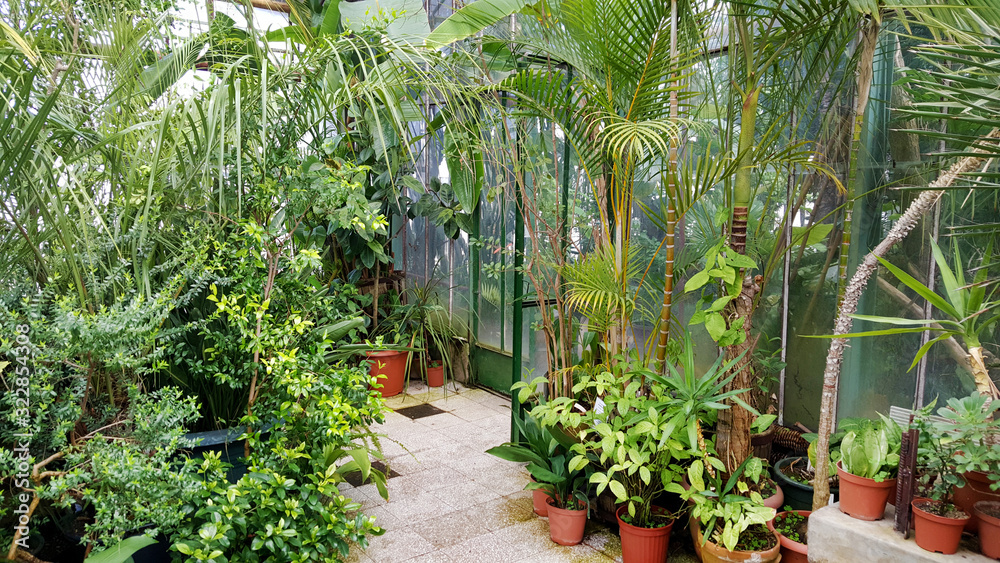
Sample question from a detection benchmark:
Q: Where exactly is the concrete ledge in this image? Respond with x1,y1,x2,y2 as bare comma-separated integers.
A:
809,503,990,562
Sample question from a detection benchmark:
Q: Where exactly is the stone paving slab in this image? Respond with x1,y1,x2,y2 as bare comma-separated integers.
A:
349,382,625,563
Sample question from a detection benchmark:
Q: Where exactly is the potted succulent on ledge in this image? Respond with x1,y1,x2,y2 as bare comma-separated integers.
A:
836,414,901,521
767,506,809,563
683,456,781,563
912,393,1000,555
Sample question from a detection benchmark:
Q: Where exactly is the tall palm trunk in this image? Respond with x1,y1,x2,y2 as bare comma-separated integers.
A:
655,0,680,372
717,79,761,472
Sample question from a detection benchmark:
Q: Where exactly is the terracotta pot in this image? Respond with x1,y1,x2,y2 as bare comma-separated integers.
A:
955,470,1000,532
366,351,408,397
911,499,970,555
616,505,672,563
761,483,784,510
530,479,549,517
546,497,587,546
690,517,781,563
767,510,809,563
974,501,1000,559
836,461,895,521
426,364,445,387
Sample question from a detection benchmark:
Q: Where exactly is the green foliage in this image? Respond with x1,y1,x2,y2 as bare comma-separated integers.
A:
521,352,699,527
487,409,590,511
171,364,388,562
838,414,901,482
913,392,1000,508
681,457,777,552
684,240,757,346
773,509,808,545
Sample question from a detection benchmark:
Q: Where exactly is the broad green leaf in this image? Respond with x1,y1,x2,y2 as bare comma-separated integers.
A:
425,0,537,47
84,536,157,563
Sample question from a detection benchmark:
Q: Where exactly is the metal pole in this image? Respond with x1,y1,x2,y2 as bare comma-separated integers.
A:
511,120,526,443
779,109,794,427
914,200,940,408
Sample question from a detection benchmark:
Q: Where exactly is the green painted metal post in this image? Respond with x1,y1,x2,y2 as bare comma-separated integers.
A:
510,121,526,443
470,182,481,384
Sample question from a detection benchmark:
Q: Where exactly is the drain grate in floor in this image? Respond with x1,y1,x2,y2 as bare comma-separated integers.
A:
394,403,445,420
344,459,400,487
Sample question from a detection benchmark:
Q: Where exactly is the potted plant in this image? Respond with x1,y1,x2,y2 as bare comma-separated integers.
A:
540,460,591,546
767,507,809,563
911,393,1000,554
486,410,579,517
684,457,781,563
518,355,691,562
836,414,901,520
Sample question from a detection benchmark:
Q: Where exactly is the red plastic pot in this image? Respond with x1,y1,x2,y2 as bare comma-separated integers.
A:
616,505,673,563
546,497,587,546
767,510,809,563
836,461,895,521
366,351,408,397
426,364,445,387
974,501,1000,559
911,499,970,555
955,470,1000,532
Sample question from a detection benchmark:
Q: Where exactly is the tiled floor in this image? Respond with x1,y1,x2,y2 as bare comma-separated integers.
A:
342,381,624,563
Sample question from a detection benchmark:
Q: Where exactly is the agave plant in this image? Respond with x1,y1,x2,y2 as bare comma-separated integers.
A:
841,239,1000,399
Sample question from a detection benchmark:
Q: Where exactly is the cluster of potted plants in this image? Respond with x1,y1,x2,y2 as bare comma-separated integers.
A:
808,392,1000,558
910,393,1000,556
487,340,790,562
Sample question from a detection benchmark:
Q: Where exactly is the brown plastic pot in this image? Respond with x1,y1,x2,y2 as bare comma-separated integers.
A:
546,497,587,546
974,501,1000,559
911,499,970,555
767,510,809,563
836,461,895,521
426,364,444,387
690,517,781,563
616,505,673,563
366,351,408,397
955,470,1000,532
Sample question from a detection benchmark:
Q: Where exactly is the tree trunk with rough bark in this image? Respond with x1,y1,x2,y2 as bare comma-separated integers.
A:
812,129,1000,510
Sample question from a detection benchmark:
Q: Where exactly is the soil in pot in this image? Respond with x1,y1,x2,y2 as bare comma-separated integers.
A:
691,518,781,563
773,456,838,511
367,350,408,397
836,461,895,521
616,505,673,563
955,470,1000,532
767,510,809,563
911,498,970,555
546,497,587,546
974,501,1000,559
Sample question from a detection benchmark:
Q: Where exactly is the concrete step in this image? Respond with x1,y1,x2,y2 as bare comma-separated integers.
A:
810,502,991,562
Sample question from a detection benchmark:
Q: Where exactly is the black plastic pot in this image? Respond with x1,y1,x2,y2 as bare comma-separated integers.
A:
182,426,249,484
773,456,837,511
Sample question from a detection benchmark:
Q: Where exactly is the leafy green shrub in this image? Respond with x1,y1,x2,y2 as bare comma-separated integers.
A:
171,362,388,562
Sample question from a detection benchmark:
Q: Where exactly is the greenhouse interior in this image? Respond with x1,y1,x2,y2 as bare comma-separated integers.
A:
2,0,1000,562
